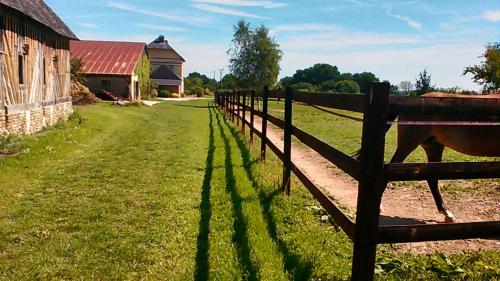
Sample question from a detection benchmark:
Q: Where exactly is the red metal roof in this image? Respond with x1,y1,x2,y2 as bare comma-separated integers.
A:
70,40,146,76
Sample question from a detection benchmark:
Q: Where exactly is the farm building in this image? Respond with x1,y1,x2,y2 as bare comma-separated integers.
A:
70,40,150,101
147,35,185,94
0,0,76,135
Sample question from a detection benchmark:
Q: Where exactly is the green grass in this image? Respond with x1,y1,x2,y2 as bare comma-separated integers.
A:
0,101,498,280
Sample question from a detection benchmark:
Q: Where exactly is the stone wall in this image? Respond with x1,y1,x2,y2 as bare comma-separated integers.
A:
0,99,73,136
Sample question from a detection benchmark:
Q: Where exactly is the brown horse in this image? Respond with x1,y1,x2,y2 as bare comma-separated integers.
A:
389,92,500,222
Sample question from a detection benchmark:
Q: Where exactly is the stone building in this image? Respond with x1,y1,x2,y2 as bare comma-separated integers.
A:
147,35,185,94
0,0,76,135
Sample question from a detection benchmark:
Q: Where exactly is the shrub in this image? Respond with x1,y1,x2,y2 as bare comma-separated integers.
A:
320,80,337,92
70,58,86,84
189,86,204,97
290,82,317,92
158,89,171,97
335,80,360,93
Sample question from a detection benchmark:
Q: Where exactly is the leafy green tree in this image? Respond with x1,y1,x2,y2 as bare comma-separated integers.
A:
291,63,340,85
335,72,353,82
186,72,217,90
220,74,239,89
290,82,317,92
463,42,500,93
319,80,337,92
335,80,360,93
228,20,282,89
352,72,379,93
70,58,86,84
278,76,293,88
414,69,434,96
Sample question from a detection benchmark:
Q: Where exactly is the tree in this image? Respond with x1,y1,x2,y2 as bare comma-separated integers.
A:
70,58,86,84
186,72,217,90
398,80,414,96
463,42,500,93
335,80,360,93
278,76,293,88
319,80,337,92
228,20,282,89
220,74,239,89
291,64,340,85
290,82,317,92
352,72,379,93
414,69,434,96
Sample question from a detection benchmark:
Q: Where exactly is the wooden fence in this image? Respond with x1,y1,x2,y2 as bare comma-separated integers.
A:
214,83,500,281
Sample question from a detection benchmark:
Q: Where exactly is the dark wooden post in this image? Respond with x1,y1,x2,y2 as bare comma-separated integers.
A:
237,91,241,126
242,91,246,134
282,87,293,195
231,90,235,123
351,82,390,281
260,86,269,160
225,92,229,116
250,90,255,144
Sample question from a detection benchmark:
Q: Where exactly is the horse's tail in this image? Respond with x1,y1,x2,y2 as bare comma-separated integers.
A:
352,113,398,159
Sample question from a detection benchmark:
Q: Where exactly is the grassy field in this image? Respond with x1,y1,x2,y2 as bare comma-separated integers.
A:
0,101,498,280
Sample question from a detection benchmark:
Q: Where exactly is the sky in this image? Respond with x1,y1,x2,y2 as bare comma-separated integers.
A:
46,0,500,90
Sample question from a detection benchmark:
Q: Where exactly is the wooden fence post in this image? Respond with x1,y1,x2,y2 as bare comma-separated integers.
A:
351,82,390,281
261,86,269,160
282,87,293,195
242,91,246,134
236,90,241,126
250,90,255,144
231,90,235,123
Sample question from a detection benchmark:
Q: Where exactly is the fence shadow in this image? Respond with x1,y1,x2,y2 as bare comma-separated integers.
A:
215,108,259,281
220,111,314,281
194,104,216,281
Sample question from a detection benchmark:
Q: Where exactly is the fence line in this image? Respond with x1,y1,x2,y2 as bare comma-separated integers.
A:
215,83,500,281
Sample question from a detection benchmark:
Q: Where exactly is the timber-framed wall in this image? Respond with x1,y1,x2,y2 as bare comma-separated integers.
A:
0,5,73,135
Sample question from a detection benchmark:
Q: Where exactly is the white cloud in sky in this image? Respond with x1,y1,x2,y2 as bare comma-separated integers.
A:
191,0,286,9
136,23,186,33
390,13,423,30
483,10,500,22
192,3,267,19
106,1,212,26
81,23,97,29
270,24,339,34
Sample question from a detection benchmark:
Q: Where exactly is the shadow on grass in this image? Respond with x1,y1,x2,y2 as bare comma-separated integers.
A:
215,106,259,281
220,110,314,281
194,104,216,281
174,104,216,109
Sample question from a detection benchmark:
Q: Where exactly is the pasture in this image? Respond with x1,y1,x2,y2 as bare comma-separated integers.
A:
0,101,498,280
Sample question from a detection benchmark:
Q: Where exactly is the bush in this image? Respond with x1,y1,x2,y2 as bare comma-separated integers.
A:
158,89,171,97
320,80,337,92
290,82,317,92
189,86,204,97
335,80,360,93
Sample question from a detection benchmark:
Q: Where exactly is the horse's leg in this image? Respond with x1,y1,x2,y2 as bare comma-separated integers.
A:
421,141,455,223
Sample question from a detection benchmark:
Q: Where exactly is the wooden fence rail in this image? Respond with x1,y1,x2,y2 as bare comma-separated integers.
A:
214,82,500,281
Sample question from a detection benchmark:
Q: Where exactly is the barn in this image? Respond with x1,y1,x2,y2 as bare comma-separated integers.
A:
70,40,150,101
0,0,76,135
148,35,185,94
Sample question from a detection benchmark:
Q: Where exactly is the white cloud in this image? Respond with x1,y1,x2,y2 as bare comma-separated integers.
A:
391,13,423,30
81,23,97,29
191,0,286,9
270,24,339,34
136,23,186,32
484,10,500,22
192,3,267,19
106,1,212,26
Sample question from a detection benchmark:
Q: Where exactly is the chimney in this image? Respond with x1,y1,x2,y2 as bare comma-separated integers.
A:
159,35,165,43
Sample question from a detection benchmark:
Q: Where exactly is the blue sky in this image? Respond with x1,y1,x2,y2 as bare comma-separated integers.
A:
47,0,500,90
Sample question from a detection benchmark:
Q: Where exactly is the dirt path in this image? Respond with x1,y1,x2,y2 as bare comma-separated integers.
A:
240,112,499,254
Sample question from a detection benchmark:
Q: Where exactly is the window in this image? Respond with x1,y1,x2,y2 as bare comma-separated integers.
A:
101,80,111,91
18,55,24,85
